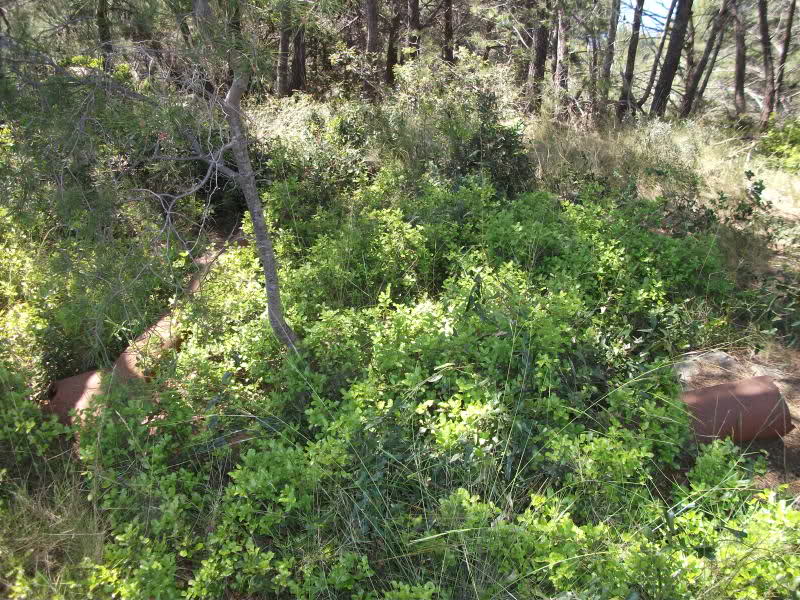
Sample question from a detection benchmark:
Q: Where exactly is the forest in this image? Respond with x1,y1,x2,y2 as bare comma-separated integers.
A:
1,0,800,596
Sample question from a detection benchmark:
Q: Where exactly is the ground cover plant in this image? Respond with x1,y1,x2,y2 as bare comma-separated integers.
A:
2,4,800,598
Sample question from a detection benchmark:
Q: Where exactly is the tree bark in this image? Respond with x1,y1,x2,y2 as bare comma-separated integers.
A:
408,0,421,56
97,0,112,72
276,1,291,97
650,0,693,116
366,0,380,54
757,0,775,128
223,73,300,351
528,10,550,112
589,35,599,115
386,4,402,84
776,0,796,104
554,3,570,119
617,0,644,119
638,0,677,108
680,0,728,117
443,0,454,62
731,0,747,115
600,0,621,106
289,26,306,92
685,14,696,87
528,3,550,112
696,28,723,105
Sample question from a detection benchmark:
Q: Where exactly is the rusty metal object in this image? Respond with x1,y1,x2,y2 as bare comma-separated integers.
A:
45,370,104,425
43,250,221,427
682,376,795,442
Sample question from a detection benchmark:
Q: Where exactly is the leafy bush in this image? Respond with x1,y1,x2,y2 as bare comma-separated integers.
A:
760,119,800,172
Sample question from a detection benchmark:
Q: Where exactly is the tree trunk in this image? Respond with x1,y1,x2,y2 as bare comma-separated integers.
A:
650,0,693,116
600,0,621,106
554,4,570,119
685,14,696,87
289,26,306,92
696,28,723,105
366,0,380,54
776,0,796,104
276,1,291,97
223,73,300,351
731,0,747,115
408,0,421,56
97,0,112,72
589,35,599,115
638,0,677,108
680,0,728,117
386,5,402,84
0,7,8,79
443,0,454,62
528,4,550,112
757,0,775,128
617,0,644,119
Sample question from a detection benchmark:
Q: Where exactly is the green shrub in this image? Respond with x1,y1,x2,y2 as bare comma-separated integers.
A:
760,119,800,172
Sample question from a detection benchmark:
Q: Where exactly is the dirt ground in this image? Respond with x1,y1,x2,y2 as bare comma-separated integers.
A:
681,346,800,498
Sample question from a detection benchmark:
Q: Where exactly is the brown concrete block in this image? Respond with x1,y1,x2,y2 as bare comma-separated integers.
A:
682,376,795,442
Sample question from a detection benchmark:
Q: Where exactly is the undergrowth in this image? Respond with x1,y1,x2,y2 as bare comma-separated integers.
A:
2,55,799,599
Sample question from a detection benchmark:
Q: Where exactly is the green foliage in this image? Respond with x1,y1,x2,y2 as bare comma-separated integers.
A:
2,52,800,600
760,119,800,172
0,362,66,480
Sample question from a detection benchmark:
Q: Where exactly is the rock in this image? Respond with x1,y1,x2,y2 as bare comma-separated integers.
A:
698,350,738,370
674,360,701,384
682,376,795,442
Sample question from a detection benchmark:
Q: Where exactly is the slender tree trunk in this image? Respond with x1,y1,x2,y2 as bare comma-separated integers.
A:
680,0,728,117
289,26,306,92
685,14,696,86
554,4,570,119
731,0,747,114
276,1,291,97
650,0,694,116
589,35,599,115
600,0,621,106
386,5,402,84
696,28,723,105
638,0,677,108
97,0,112,72
0,7,8,79
223,72,299,351
617,0,644,119
191,0,300,352
757,0,775,128
443,0,454,62
366,0,380,54
776,0,796,104
528,4,550,112
408,0,421,56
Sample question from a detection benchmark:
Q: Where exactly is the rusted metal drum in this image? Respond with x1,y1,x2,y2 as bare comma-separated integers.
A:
682,376,795,442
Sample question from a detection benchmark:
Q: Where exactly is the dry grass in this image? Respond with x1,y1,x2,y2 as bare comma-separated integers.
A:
0,466,104,598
